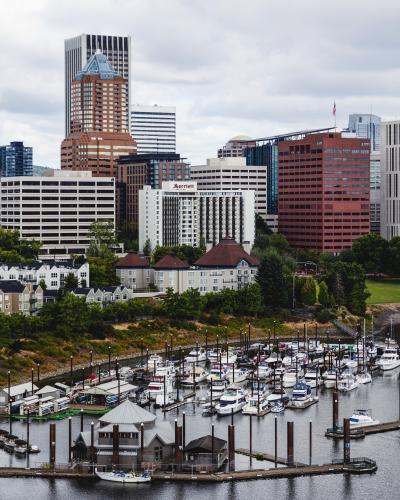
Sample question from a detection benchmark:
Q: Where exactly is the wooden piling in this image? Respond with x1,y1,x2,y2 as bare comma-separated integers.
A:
274,416,278,468
287,421,294,467
343,418,350,463
182,412,186,449
49,423,56,467
80,409,84,432
228,424,235,472
112,424,119,466
140,423,144,469
68,417,72,463
309,420,312,466
333,391,339,430
90,421,95,463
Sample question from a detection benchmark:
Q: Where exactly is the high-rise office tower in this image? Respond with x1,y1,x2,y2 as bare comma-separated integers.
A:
131,105,176,154
278,132,370,253
381,121,400,240
218,135,256,158
347,114,381,233
65,34,131,135
61,51,136,177
0,141,33,177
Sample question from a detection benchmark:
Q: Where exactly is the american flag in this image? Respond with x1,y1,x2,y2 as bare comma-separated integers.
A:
333,101,336,116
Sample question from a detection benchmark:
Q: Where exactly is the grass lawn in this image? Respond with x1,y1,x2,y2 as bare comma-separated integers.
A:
366,279,400,304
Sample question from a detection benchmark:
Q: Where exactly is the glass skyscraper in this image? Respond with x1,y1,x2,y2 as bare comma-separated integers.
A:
0,141,33,177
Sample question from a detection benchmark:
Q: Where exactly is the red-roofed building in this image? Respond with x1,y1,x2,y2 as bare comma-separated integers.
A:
115,252,153,290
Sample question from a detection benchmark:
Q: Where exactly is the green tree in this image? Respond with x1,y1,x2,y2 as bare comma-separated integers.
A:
87,220,117,258
386,237,400,275
64,273,79,290
38,279,47,291
351,233,389,274
89,256,120,287
318,280,332,308
301,277,317,306
143,238,152,257
0,227,41,263
256,249,291,309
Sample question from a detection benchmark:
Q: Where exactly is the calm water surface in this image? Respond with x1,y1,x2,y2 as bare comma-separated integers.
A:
0,369,399,500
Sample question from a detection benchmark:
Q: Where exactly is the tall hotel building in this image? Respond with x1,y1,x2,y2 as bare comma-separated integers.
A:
131,105,176,154
65,34,131,135
61,51,136,177
0,171,115,259
380,120,400,239
139,182,255,252
0,141,33,177
278,132,370,253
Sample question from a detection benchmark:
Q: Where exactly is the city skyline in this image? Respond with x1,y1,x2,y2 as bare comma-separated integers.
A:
2,0,400,168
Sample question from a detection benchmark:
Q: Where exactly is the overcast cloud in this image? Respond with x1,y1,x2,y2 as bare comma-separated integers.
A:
1,0,400,167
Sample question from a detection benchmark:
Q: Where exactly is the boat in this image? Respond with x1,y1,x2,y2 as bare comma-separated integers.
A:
4,434,18,453
145,375,173,400
357,372,372,384
342,354,358,372
304,369,321,388
215,386,247,416
266,386,289,404
201,402,217,417
181,366,208,385
206,367,226,383
338,372,359,392
207,379,226,400
282,355,293,367
349,409,379,428
136,391,151,407
154,393,175,408
255,363,272,380
155,362,176,380
323,368,338,389
242,394,269,415
266,353,279,365
377,348,400,371
290,382,313,407
185,347,207,364
0,430,8,448
225,367,250,384
95,469,151,483
28,444,40,454
282,367,303,388
270,401,285,413
148,354,163,370
14,439,28,456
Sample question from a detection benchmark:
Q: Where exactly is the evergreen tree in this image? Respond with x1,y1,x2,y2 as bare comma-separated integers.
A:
143,239,152,257
318,280,332,308
256,250,290,309
64,273,79,290
301,277,317,306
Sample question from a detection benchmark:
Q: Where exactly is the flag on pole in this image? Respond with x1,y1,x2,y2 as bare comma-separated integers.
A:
333,101,336,116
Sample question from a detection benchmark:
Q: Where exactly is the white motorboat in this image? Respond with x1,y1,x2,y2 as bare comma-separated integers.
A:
146,375,173,400
367,345,378,358
215,386,247,416
341,354,358,372
181,366,208,385
95,469,151,483
207,379,226,400
266,386,289,404
282,367,303,388
148,354,163,367
377,348,400,371
242,394,269,415
185,347,207,364
357,372,372,384
270,401,285,413
14,439,28,456
225,367,250,384
282,355,293,367
290,382,313,406
207,367,226,383
349,409,379,428
256,363,272,380
220,351,238,365
304,369,321,388
207,349,222,363
338,372,359,392
154,393,175,408
266,353,279,365
155,362,176,380
4,434,18,453
323,368,338,389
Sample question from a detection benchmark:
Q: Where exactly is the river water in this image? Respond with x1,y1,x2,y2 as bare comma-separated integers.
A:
0,368,399,500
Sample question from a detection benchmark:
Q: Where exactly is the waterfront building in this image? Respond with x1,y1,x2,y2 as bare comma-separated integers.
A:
0,261,89,290
380,120,400,239
138,181,255,252
65,34,131,136
0,281,43,316
346,114,382,233
278,131,370,253
116,153,190,232
0,141,32,177
153,238,259,294
183,435,227,472
73,399,175,467
61,51,136,178
190,157,267,218
115,253,153,290
131,105,176,154
0,170,115,260
0,382,38,407
218,135,255,158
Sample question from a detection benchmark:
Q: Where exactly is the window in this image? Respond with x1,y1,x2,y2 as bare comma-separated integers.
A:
51,281,58,287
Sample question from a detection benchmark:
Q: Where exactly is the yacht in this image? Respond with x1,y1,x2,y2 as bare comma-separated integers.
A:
338,372,359,392
148,354,163,371
266,386,289,404
242,393,269,415
207,349,222,364
291,382,313,406
256,363,272,380
304,368,321,388
282,355,293,367
207,379,226,400
145,375,173,400
185,347,207,364
349,409,379,428
225,367,250,384
266,353,279,365
220,351,238,365
357,372,372,384
155,362,176,380
14,439,28,456
377,348,400,371
181,366,208,385
342,354,358,372
323,368,338,389
4,434,18,453
282,367,303,388
207,367,226,383
215,386,247,416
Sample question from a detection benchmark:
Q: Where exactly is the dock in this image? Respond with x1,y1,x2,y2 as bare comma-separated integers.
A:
325,419,400,439
236,448,306,466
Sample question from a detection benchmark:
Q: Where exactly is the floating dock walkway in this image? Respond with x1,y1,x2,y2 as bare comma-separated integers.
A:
326,419,400,439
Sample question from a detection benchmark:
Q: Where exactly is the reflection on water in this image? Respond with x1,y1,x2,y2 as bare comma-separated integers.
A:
0,369,399,499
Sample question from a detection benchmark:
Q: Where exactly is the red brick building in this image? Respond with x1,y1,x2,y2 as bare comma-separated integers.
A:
278,132,370,253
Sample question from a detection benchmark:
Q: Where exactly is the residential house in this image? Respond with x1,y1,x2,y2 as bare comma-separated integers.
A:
0,281,43,315
70,286,131,307
115,253,153,290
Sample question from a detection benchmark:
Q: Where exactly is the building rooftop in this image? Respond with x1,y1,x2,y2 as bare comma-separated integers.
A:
153,254,189,270
195,238,259,268
75,51,120,80
0,280,26,293
98,400,156,425
184,434,227,453
116,253,150,269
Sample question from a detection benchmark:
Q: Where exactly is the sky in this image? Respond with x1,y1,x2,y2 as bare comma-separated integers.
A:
1,0,400,167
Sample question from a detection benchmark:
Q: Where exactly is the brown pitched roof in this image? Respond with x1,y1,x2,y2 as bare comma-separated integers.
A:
153,254,189,270
115,253,150,268
195,238,259,268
